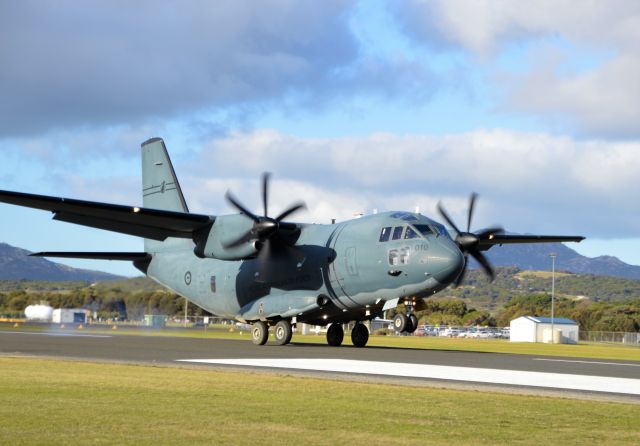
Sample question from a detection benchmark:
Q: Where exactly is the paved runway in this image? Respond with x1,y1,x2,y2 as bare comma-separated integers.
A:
1,330,639,401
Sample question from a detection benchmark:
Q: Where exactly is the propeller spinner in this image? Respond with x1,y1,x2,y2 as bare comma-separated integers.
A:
437,193,503,286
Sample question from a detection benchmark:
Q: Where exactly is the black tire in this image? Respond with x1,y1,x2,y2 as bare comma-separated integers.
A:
351,323,369,348
326,323,344,346
274,320,292,345
393,313,408,332
251,321,269,345
408,314,418,334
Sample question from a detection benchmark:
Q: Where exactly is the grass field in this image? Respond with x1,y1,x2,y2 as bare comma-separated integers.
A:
0,357,638,445
4,323,639,362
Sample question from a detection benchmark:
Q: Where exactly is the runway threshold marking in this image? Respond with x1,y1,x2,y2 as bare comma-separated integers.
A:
177,358,640,396
533,358,640,367
0,331,112,338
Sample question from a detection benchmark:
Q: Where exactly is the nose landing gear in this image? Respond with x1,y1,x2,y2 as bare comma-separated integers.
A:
393,312,418,334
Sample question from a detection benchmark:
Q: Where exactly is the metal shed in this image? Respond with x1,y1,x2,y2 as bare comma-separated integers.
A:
510,316,579,344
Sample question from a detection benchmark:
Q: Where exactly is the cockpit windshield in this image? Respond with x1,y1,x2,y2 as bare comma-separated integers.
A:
412,224,434,237
431,223,451,238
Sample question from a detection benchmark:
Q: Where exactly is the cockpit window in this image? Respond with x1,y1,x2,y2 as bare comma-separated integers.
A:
392,226,404,240
379,226,392,242
404,226,420,239
413,224,434,237
432,223,450,238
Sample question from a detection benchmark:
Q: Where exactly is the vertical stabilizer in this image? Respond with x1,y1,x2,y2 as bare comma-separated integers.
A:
141,138,188,213
141,138,190,252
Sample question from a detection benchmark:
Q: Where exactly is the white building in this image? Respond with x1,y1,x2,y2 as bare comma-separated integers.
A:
510,316,579,344
52,308,87,324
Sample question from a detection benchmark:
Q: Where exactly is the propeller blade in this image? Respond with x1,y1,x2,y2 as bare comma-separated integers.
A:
437,202,461,235
275,202,306,222
453,254,468,287
222,230,254,249
261,172,270,217
467,193,477,232
225,191,259,222
256,238,272,282
470,250,495,281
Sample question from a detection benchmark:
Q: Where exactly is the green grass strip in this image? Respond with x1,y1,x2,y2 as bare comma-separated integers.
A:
0,357,638,445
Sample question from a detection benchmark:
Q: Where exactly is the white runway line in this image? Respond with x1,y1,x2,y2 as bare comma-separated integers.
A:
177,358,640,396
533,358,640,367
0,331,112,338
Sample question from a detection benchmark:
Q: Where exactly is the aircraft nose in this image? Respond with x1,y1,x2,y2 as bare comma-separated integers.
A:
429,239,464,284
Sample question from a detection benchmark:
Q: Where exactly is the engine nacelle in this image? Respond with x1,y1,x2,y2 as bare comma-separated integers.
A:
193,214,259,260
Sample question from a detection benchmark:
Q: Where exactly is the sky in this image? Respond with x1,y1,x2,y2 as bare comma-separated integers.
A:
1,0,639,276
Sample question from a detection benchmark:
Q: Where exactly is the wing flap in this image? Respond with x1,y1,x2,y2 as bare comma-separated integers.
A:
0,189,213,240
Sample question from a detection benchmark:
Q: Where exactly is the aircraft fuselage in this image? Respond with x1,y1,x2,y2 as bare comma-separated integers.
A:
144,211,464,325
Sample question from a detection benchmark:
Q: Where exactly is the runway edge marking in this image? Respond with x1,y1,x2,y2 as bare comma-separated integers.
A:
176,358,640,396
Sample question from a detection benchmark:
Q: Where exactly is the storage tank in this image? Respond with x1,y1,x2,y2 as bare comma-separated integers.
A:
24,304,54,322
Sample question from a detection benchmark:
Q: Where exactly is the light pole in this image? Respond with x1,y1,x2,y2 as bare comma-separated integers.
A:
549,253,556,343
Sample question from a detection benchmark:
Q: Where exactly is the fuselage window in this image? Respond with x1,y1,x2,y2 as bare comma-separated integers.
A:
404,226,420,239
392,226,404,240
379,226,392,242
210,276,216,293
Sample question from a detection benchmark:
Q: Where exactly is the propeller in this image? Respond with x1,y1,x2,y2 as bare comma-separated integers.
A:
224,173,307,280
437,193,503,286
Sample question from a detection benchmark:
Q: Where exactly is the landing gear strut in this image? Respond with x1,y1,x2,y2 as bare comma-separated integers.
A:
251,321,269,345
274,320,293,345
351,323,369,348
326,323,344,346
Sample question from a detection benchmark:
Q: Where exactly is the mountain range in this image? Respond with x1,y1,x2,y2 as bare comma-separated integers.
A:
0,243,122,281
483,241,640,280
0,239,639,282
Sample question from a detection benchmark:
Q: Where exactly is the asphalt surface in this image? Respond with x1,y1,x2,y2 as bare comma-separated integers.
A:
1,329,639,401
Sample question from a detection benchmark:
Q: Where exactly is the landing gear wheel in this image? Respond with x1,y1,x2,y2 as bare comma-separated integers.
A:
351,323,369,348
408,314,418,334
393,313,408,332
251,321,269,345
326,323,344,346
274,320,292,346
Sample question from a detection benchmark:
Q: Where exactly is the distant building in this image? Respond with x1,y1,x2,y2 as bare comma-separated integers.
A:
510,316,579,344
144,314,167,328
52,308,87,324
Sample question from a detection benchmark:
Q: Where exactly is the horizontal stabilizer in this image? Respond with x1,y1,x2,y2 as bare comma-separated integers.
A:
30,252,151,261
0,189,214,241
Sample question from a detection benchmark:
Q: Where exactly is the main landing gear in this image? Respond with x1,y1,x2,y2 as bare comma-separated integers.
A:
326,322,369,348
251,319,293,346
249,319,371,348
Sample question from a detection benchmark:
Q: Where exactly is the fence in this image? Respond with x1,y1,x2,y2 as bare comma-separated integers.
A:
580,331,640,346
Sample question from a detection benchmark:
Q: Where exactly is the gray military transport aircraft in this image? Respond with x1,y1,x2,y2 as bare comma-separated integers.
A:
0,138,584,347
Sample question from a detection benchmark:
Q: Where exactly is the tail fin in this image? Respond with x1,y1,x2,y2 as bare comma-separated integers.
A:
142,137,188,213
141,137,190,252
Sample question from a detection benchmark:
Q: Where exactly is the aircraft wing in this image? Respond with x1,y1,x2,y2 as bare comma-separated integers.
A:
0,189,213,241
477,234,585,251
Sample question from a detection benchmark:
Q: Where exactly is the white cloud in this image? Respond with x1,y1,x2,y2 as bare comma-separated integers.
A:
393,0,640,137
189,128,640,237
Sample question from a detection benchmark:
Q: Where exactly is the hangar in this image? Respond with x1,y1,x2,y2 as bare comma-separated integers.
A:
510,316,579,344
